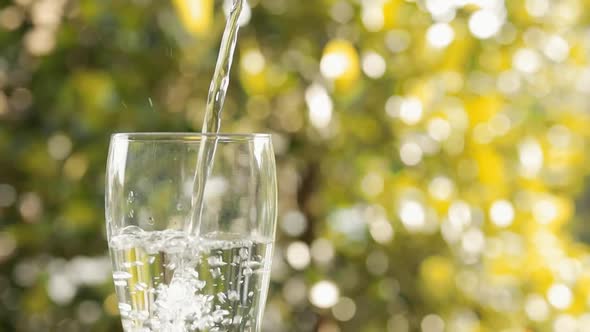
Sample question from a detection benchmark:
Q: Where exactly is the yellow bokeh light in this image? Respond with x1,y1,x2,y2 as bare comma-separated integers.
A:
173,0,213,36
320,39,360,92
420,256,454,298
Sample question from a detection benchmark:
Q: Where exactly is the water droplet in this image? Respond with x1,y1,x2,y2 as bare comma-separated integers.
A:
176,203,184,211
148,217,155,225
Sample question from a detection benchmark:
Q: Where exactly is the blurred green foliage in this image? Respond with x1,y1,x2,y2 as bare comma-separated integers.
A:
2,0,590,331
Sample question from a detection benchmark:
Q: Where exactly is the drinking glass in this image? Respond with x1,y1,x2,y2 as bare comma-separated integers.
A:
105,133,277,332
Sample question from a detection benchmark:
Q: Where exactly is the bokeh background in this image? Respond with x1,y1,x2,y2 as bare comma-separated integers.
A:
2,0,590,331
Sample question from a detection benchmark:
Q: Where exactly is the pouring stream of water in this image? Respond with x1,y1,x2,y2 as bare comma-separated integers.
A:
187,0,244,236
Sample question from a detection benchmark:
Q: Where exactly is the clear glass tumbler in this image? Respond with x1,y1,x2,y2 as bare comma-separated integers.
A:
105,133,277,332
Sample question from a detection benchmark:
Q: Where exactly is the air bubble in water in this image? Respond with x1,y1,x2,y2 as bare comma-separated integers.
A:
217,292,227,303
245,260,261,270
135,282,148,291
113,271,132,280
212,309,230,321
132,310,149,321
123,260,144,268
145,242,161,255
211,268,222,278
228,290,240,301
195,280,206,289
119,225,144,236
114,280,127,287
108,227,273,329
127,191,135,204
208,256,227,267
164,234,187,253
167,282,189,303
187,269,200,279
118,303,132,312
239,248,249,259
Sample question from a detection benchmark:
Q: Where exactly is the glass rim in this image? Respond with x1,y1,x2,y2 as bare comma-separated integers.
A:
111,132,272,142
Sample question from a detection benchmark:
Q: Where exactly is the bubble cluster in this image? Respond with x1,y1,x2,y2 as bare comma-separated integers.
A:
109,227,272,331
